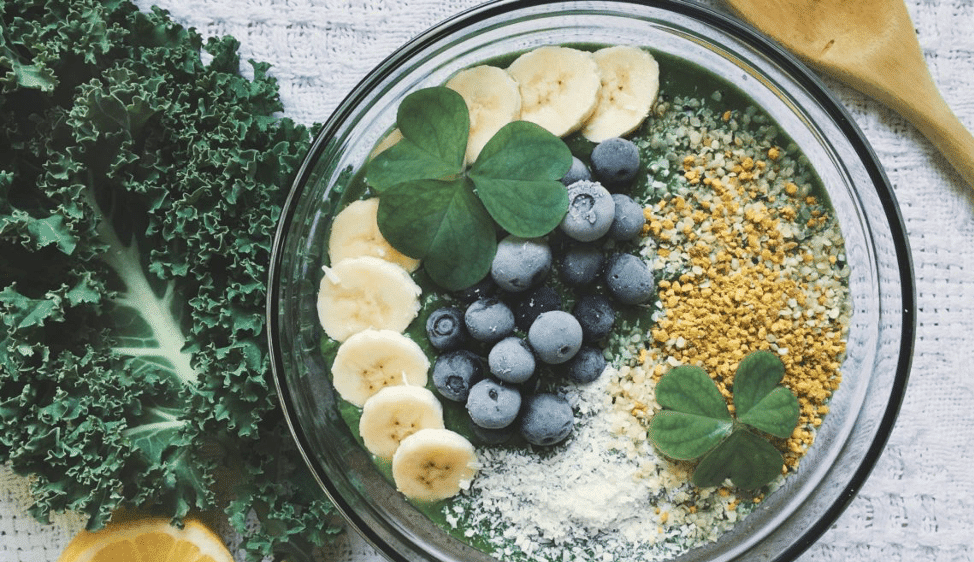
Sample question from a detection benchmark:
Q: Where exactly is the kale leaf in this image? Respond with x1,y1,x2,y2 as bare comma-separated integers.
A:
1,1,340,559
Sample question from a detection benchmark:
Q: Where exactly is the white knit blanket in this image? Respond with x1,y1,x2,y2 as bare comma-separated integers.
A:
3,1,973,561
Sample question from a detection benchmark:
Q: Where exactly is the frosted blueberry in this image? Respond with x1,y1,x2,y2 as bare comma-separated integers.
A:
465,297,515,344
591,137,640,188
604,253,655,305
512,285,562,331
488,336,536,384
466,378,521,429
432,349,484,402
559,180,615,242
558,243,604,287
572,293,617,342
491,235,552,293
528,310,583,364
469,418,515,445
454,274,497,303
608,193,646,241
560,156,592,186
425,306,467,351
565,345,607,384
518,393,574,446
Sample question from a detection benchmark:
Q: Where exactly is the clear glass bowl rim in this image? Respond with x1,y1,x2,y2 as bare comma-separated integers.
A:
267,1,917,560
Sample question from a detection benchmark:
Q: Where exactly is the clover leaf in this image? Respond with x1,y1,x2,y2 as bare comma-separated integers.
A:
733,350,799,438
470,121,572,237
651,366,733,459
692,430,785,489
364,87,571,290
365,88,468,190
376,178,496,291
648,350,801,490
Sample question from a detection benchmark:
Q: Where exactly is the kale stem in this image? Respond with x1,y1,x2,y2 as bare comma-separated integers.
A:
85,176,199,387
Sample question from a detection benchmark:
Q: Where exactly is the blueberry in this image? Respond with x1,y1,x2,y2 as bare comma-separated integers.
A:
604,253,655,305
518,393,574,446
572,293,617,342
469,418,515,445
527,310,583,365
558,243,604,287
432,349,484,402
465,297,515,344
565,345,607,384
591,137,640,188
512,285,562,331
488,336,536,384
608,193,646,241
466,378,521,429
560,156,592,186
454,274,497,303
491,235,552,293
559,180,615,242
425,306,467,351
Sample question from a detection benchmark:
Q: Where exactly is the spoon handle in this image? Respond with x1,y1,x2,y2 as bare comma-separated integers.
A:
896,90,974,188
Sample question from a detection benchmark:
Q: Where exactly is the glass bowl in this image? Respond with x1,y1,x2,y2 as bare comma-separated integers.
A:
267,1,915,561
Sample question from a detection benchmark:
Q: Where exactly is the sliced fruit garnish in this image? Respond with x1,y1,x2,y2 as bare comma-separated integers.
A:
331,328,430,407
445,64,522,163
317,256,421,342
57,517,232,562
329,198,421,272
391,428,480,502
582,45,660,142
369,128,404,160
506,46,602,138
360,385,445,459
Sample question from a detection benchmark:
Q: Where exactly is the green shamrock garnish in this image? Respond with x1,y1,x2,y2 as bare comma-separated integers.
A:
648,350,801,490
364,87,571,290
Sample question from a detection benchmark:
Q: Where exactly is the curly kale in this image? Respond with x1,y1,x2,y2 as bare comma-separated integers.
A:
0,0,341,559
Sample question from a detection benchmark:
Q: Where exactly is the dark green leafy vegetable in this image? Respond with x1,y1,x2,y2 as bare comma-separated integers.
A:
692,429,784,490
366,89,468,188
366,87,572,290
648,366,733,460
471,123,573,237
648,351,800,490
378,177,497,290
0,0,340,559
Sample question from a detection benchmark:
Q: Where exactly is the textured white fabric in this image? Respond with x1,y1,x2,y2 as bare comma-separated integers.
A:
2,0,973,561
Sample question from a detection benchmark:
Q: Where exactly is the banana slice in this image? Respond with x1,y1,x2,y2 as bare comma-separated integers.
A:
445,65,522,163
369,128,403,160
331,329,430,407
391,428,480,502
359,385,445,460
328,198,421,272
506,46,602,138
581,45,660,142
317,256,421,343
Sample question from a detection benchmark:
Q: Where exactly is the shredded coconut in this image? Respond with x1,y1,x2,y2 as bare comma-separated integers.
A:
446,377,750,561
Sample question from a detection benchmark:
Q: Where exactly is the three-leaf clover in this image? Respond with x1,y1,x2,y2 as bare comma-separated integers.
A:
364,87,572,290
648,350,800,490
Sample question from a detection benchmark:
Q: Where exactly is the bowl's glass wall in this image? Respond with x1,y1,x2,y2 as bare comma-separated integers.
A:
269,2,914,561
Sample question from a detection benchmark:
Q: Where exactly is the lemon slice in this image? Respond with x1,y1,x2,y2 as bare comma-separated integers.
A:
57,516,233,562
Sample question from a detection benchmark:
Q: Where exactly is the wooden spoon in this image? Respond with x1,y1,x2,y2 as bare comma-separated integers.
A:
721,0,974,187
